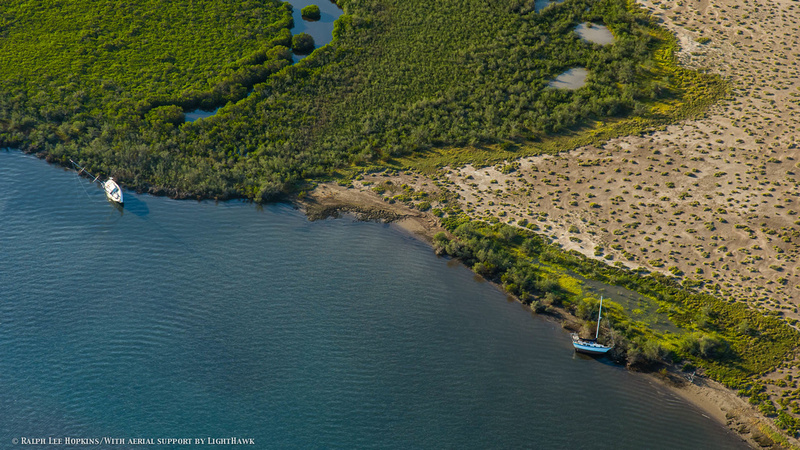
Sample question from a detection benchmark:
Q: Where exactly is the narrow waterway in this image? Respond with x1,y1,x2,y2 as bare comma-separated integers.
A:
289,0,343,63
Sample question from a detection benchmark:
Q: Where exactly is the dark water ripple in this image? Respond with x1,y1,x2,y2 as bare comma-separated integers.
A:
0,151,748,449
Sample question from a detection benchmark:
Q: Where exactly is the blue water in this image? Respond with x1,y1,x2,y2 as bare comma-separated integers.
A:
184,107,220,123
535,0,566,12
0,151,747,449
289,0,343,63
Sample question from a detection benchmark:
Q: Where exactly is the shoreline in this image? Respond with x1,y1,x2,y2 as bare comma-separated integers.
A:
649,369,775,449
14,148,789,449
299,181,792,450
296,182,446,244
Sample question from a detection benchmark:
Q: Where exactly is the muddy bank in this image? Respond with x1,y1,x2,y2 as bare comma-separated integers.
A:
296,182,445,243
652,371,790,450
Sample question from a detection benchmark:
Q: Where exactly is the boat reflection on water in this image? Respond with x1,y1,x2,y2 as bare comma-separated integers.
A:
109,201,124,215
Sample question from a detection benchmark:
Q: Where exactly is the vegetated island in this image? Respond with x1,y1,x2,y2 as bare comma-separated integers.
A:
1,0,799,447
292,32,316,55
301,4,322,21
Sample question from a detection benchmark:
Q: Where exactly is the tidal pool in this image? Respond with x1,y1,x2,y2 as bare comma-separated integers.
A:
535,0,566,12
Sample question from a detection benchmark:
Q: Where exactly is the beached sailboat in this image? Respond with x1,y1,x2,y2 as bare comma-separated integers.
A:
572,296,613,355
70,159,124,205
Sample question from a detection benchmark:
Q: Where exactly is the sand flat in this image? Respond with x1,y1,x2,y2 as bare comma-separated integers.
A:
575,23,615,45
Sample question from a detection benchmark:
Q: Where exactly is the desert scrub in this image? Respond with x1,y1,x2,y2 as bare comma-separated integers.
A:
435,217,799,390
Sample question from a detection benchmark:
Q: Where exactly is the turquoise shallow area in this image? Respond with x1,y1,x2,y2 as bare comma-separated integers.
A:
0,151,746,449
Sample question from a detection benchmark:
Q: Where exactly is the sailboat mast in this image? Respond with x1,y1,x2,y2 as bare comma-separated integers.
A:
70,159,101,186
595,296,603,340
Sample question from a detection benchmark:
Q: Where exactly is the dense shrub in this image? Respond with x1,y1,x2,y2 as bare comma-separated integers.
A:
434,218,799,387
146,105,185,126
301,4,321,20
292,32,315,54
0,0,724,201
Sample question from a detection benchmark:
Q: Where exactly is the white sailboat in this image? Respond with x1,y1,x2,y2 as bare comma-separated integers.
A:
70,160,124,205
571,296,613,355
103,177,123,204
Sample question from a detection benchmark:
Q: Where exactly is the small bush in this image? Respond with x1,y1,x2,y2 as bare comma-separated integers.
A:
146,105,185,125
301,4,321,20
292,33,315,54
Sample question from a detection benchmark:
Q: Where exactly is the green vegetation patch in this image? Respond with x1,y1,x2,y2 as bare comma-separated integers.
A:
0,0,293,116
401,15,727,172
0,0,725,200
433,217,799,388
292,33,316,54
301,4,322,20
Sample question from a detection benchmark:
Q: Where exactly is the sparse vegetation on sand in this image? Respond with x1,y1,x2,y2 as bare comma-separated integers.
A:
344,0,800,441
7,0,798,443
429,216,800,439
432,218,797,380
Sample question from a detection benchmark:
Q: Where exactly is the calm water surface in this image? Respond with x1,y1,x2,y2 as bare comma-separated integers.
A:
535,0,566,12
290,0,343,63
0,151,747,449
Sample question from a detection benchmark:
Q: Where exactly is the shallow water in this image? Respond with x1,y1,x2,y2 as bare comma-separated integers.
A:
549,67,589,90
184,106,220,123
0,151,748,449
575,274,680,334
535,0,566,12
575,22,615,45
290,0,344,63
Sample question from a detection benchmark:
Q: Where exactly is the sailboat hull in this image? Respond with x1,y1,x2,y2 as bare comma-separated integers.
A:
571,296,612,355
572,342,613,355
571,334,612,355
70,160,123,205
103,178,124,204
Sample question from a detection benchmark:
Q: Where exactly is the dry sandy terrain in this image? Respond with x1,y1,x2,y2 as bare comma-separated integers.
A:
306,0,800,446
436,0,800,324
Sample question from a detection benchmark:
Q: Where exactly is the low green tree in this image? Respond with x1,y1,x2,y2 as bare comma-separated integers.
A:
301,4,320,20
145,105,185,125
291,32,314,54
